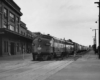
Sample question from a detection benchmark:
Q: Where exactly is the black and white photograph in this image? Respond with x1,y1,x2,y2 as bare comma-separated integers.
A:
0,0,100,80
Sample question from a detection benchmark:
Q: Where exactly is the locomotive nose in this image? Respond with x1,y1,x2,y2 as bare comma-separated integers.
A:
38,45,41,50
37,45,42,54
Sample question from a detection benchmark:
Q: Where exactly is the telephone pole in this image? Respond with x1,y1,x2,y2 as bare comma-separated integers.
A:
92,36,95,45
90,28,98,54
94,1,100,58
92,29,98,47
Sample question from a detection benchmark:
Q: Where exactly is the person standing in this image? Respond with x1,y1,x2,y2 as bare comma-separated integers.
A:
92,44,97,54
98,46,100,59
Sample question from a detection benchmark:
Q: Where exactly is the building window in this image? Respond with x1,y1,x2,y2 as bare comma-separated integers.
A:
10,12,15,22
16,25,19,32
3,21,7,28
10,25,14,31
21,31,23,35
4,8,8,19
3,24,7,28
21,31,25,35
24,33,25,36
16,17,19,23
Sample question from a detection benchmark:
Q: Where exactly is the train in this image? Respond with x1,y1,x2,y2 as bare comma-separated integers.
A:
32,33,88,61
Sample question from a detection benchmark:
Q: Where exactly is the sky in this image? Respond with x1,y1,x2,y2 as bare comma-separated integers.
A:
14,0,99,46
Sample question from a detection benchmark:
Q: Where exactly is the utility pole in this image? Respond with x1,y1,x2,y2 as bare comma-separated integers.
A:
92,29,98,47
91,28,98,54
94,1,100,58
92,36,95,45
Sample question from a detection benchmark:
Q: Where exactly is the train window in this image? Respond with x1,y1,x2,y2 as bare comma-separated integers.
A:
32,43,35,46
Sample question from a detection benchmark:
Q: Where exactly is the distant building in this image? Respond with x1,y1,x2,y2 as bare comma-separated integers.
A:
0,0,33,56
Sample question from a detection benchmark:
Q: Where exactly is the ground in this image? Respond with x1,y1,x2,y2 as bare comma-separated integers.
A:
0,50,100,80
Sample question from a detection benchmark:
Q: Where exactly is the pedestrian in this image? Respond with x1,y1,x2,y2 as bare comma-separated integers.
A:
98,46,100,59
32,52,36,61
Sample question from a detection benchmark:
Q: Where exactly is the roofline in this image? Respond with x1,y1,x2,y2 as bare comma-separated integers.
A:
4,0,23,16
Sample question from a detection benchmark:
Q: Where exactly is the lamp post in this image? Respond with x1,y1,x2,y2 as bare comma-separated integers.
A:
94,1,100,58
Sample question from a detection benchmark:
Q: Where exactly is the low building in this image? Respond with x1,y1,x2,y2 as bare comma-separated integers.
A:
0,0,33,56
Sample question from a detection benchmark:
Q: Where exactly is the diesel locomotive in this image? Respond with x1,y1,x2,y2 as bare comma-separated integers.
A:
32,34,74,60
32,34,88,61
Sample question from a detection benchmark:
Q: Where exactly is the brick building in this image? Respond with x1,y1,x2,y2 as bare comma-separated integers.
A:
0,0,33,56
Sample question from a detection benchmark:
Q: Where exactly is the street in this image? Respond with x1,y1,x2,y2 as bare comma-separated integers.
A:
0,50,100,80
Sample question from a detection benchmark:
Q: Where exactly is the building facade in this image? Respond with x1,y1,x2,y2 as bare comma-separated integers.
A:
0,0,33,56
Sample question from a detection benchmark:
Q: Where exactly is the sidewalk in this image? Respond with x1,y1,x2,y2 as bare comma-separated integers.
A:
0,53,34,74
45,50,100,80
0,53,32,61
0,53,33,67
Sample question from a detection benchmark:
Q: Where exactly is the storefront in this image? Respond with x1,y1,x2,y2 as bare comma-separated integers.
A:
0,28,32,57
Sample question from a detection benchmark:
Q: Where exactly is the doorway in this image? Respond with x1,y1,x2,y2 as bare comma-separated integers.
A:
10,42,15,55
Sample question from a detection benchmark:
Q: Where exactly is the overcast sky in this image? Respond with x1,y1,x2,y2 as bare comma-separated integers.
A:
14,0,99,46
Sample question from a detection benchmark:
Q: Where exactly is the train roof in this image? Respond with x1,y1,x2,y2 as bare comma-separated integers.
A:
65,41,74,45
41,34,53,40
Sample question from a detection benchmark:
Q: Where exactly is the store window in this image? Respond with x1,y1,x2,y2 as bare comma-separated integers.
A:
4,41,8,53
0,14,1,27
17,43,19,52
